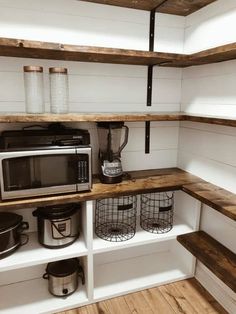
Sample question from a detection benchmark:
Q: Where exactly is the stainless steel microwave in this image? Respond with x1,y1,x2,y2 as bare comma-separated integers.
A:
0,147,92,200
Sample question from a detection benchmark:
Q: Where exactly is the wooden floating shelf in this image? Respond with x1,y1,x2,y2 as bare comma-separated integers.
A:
177,231,236,292
81,0,216,16
0,38,185,67
0,168,235,221
1,38,236,67
0,112,236,128
182,182,236,221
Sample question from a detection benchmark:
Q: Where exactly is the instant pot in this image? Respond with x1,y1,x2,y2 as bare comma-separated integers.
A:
33,203,80,249
43,258,85,297
0,212,29,259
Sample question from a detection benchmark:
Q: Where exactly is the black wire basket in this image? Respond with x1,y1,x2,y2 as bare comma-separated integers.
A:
140,192,174,234
95,195,137,242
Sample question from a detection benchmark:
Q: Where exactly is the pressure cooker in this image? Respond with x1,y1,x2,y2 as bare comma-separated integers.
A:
33,203,80,249
0,212,29,259
43,258,85,297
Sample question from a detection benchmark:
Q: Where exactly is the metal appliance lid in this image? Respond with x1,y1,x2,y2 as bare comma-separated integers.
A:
46,258,79,277
33,203,80,220
0,212,22,232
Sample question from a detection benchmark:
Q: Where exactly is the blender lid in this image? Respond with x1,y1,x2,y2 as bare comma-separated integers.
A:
46,258,79,277
97,122,124,129
0,212,23,232
33,203,80,219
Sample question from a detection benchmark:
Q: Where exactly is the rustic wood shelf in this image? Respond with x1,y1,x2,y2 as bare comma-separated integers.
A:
81,0,216,16
0,38,186,66
177,231,236,292
0,168,235,221
0,112,236,128
182,182,236,221
1,38,236,68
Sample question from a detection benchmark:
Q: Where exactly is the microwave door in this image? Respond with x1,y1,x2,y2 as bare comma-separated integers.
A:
2,157,32,191
0,149,78,200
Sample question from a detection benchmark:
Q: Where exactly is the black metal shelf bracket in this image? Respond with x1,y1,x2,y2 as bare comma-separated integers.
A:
145,9,156,154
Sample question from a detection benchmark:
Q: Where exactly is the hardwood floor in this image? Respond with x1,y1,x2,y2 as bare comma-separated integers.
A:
57,278,227,314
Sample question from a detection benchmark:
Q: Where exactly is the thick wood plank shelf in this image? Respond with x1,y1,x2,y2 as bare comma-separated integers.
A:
0,38,185,66
0,168,201,210
182,182,236,221
0,167,235,221
177,231,236,292
0,112,183,123
0,112,235,128
1,37,236,68
81,0,216,16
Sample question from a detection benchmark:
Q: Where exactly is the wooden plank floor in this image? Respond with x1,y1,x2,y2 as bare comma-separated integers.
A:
57,278,227,314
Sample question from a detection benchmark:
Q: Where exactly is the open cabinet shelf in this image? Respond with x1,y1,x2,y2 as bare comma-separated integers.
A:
0,278,88,314
93,215,196,254
0,232,87,273
93,240,195,300
80,0,216,15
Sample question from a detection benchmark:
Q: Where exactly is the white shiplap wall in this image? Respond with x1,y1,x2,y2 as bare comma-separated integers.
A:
0,0,235,311
179,1,236,312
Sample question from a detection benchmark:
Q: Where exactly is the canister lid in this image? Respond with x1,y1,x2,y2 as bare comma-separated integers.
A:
33,203,80,220
46,258,79,277
49,67,68,74
23,66,43,73
0,212,22,232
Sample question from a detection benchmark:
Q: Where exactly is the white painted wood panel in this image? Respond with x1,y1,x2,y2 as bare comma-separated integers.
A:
184,0,236,53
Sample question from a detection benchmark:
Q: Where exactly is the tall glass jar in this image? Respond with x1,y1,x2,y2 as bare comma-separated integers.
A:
49,67,69,114
23,66,44,113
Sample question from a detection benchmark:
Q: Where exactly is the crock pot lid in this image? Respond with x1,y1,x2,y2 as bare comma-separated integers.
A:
35,203,80,219
0,212,22,232
46,258,79,277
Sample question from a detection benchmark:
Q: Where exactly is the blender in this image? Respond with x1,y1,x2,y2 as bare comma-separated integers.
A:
97,122,129,184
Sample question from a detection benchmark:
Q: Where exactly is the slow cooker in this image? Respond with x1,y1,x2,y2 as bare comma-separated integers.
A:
33,203,80,249
0,212,29,259
43,258,85,297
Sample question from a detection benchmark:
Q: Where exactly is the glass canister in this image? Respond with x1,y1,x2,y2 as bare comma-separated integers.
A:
49,67,69,113
23,66,44,113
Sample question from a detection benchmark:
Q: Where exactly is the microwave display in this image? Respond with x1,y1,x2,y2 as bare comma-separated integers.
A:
2,153,89,192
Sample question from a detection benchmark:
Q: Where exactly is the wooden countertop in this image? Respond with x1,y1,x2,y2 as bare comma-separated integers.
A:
0,168,235,221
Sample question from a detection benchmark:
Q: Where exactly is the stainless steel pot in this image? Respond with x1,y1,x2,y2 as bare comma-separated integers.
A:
43,258,85,297
0,212,29,259
33,203,80,249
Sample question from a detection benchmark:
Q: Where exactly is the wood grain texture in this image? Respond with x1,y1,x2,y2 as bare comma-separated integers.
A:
80,0,216,15
177,231,236,292
0,168,201,210
0,112,235,128
57,279,227,314
0,168,235,221
0,38,186,66
182,182,236,221
1,37,236,68
173,278,228,314
0,112,184,123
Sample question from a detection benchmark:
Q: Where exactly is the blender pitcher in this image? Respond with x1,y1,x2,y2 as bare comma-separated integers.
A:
97,122,129,183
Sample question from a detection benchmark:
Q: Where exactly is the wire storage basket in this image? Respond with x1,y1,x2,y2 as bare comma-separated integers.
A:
140,192,174,234
95,195,137,242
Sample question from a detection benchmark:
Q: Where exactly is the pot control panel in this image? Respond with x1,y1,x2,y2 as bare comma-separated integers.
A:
52,219,71,239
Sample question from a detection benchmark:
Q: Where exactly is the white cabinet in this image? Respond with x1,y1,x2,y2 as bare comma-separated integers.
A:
0,192,201,313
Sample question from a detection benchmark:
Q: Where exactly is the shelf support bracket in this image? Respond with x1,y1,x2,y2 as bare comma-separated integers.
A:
145,9,155,154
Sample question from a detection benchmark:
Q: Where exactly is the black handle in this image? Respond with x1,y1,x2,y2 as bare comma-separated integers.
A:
117,203,133,211
159,205,173,212
43,273,49,280
77,265,85,285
